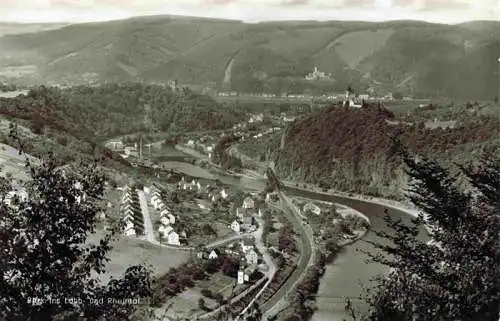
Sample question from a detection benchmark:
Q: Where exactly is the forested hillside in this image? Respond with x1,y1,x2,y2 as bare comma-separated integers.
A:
0,83,244,169
1,16,498,99
273,103,500,199
0,83,244,140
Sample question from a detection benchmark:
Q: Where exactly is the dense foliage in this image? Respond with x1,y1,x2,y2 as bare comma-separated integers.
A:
151,253,241,307
0,152,152,320
275,103,500,198
0,83,245,141
355,142,500,321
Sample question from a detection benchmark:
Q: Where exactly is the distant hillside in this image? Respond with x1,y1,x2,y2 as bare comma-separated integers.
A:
0,22,69,37
273,103,500,198
0,83,245,169
0,83,244,139
0,16,498,99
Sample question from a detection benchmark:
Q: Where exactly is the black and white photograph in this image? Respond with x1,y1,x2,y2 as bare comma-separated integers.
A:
0,0,499,320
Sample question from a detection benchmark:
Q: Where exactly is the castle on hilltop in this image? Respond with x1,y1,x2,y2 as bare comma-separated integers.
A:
305,66,332,81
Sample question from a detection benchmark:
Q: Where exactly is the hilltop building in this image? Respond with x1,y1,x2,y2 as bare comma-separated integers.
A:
343,85,362,108
305,66,332,81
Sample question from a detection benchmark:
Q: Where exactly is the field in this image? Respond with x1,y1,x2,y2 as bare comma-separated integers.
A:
88,230,190,284
0,143,40,182
162,272,241,318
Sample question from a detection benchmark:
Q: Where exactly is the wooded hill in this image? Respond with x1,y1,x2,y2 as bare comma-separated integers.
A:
0,83,245,168
273,103,500,199
1,16,498,99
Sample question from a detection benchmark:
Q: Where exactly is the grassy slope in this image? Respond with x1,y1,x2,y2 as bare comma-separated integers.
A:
1,17,498,99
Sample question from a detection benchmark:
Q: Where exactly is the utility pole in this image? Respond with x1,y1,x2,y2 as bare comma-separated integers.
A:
139,136,143,161
497,57,500,104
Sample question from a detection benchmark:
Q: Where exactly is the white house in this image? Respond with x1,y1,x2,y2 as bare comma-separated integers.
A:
124,220,135,232
163,224,173,234
198,203,206,209
122,202,133,210
258,208,263,218
143,186,150,194
105,140,124,150
237,270,245,284
125,228,136,236
186,140,195,147
160,209,169,217
240,241,253,254
245,249,259,265
230,220,241,233
167,231,180,246
151,194,160,205
196,182,201,191
168,213,176,225
121,194,132,203
160,216,170,226
220,189,228,199
304,202,321,215
123,213,134,222
208,250,218,259
242,197,254,209
123,207,134,217
236,208,243,219
153,200,164,210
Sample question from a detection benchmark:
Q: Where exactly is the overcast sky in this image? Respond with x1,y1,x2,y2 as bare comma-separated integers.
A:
1,0,498,24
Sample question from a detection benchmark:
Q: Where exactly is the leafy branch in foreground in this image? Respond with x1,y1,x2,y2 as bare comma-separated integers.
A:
350,139,499,321
0,130,152,321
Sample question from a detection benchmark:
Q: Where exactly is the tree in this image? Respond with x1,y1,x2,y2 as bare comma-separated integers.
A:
198,298,206,310
392,92,403,100
356,140,500,321
221,257,240,278
0,132,152,320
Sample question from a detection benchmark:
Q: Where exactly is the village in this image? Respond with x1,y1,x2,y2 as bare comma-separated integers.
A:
107,175,288,319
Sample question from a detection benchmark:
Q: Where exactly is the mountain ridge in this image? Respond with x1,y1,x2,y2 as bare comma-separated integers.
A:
1,16,498,99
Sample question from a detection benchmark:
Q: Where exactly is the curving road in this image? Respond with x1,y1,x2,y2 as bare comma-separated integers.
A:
258,193,315,318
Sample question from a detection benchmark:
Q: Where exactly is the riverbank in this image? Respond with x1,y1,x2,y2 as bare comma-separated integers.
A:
167,144,426,320
281,178,420,218
274,205,370,321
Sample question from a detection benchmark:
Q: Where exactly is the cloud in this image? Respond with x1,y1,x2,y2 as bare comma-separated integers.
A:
420,0,471,11
283,0,309,5
0,0,497,23
342,0,376,8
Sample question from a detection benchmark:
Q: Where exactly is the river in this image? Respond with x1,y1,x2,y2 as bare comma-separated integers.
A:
155,146,425,320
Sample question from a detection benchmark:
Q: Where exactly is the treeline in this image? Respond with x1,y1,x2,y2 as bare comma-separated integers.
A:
0,83,246,142
0,83,17,92
275,102,500,199
282,250,339,321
